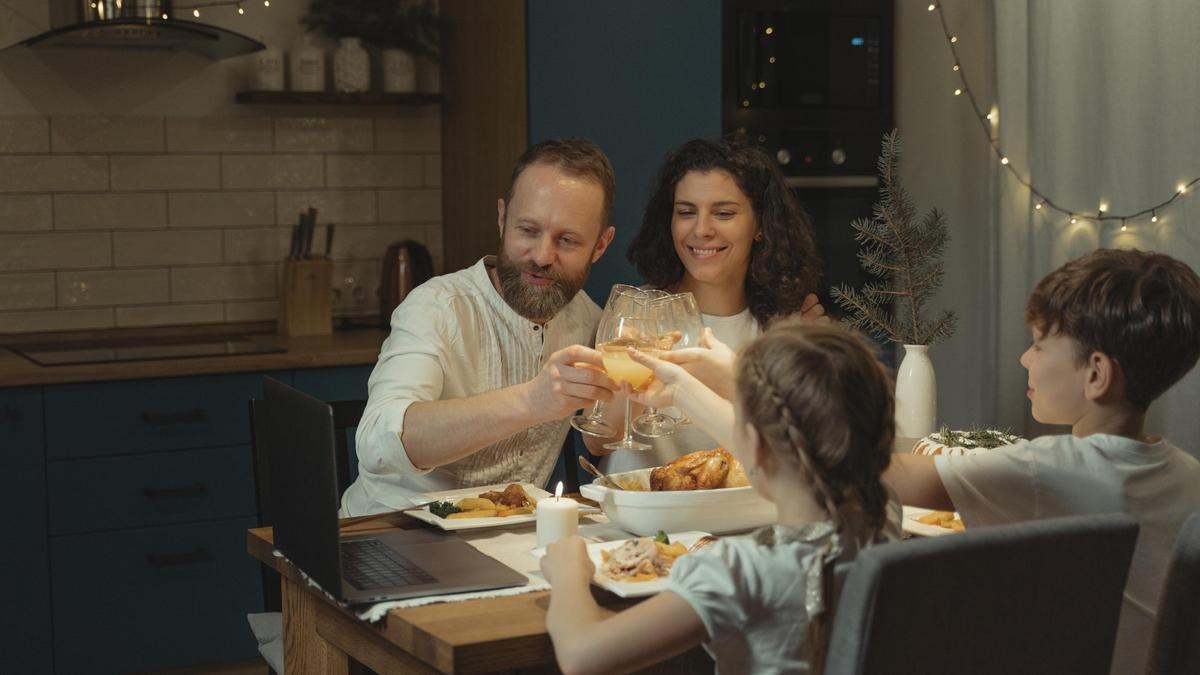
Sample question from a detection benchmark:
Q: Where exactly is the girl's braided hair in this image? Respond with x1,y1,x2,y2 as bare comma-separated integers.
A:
736,318,895,674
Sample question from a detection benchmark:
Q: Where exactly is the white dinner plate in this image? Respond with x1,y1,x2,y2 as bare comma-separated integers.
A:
531,531,714,598
902,506,964,537
404,482,551,531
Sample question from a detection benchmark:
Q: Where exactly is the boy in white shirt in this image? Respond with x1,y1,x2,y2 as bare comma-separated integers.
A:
886,248,1200,675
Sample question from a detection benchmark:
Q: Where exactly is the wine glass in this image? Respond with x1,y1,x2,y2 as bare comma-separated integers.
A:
599,300,657,452
571,284,642,437
632,292,704,437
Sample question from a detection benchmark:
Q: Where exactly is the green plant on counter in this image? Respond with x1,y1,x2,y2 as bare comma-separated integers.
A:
301,0,440,58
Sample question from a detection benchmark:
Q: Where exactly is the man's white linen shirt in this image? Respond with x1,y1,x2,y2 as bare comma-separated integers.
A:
341,256,601,516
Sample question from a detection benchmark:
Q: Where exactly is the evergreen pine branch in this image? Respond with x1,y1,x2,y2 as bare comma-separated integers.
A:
831,286,902,342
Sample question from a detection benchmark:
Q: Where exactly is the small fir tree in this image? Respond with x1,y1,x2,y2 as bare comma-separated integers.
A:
301,0,440,58
831,130,958,345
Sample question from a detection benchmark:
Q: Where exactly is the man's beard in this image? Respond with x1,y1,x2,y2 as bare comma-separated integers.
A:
495,249,589,323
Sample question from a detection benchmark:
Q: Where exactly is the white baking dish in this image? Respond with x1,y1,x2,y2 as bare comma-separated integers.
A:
579,468,777,536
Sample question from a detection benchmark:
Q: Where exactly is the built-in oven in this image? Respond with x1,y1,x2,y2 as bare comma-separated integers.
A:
723,0,893,301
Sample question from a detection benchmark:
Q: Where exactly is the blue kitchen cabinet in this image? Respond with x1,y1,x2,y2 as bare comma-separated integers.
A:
0,388,52,674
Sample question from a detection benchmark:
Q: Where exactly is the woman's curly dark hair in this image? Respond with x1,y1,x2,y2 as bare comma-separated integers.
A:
627,138,821,326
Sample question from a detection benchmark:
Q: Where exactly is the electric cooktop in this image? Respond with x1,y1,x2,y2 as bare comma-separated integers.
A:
9,337,286,367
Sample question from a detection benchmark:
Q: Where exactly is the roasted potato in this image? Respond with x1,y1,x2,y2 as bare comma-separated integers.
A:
446,509,498,519
497,505,534,517
456,497,497,511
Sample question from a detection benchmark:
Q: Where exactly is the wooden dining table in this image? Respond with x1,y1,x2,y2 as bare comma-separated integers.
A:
246,509,715,674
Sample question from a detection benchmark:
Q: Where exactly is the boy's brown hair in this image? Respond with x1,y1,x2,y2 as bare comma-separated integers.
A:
1025,248,1200,411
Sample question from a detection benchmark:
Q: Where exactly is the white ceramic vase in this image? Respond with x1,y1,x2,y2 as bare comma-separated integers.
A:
333,37,370,93
895,344,937,439
381,48,417,93
289,39,325,92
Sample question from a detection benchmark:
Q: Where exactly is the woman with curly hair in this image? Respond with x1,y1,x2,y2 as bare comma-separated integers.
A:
593,138,826,473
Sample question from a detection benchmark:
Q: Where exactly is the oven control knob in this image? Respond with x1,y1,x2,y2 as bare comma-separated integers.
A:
776,148,792,166
831,148,847,166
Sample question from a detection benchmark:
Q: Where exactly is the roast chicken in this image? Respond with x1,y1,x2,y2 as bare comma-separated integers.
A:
650,448,748,491
478,483,534,508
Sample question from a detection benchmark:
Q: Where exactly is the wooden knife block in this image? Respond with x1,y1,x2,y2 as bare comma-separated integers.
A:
279,258,333,336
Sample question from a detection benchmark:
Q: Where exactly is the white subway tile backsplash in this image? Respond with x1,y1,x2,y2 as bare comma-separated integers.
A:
326,154,422,188
221,155,323,189
274,118,373,153
0,233,111,272
113,230,222,267
0,195,53,232
111,155,220,191
0,117,49,153
331,223,427,261
0,308,114,334
275,190,376,225
166,117,273,153
171,264,277,302
51,115,164,153
169,192,275,228
54,193,168,230
224,227,289,263
331,258,380,316
0,110,439,331
0,156,108,193
225,300,279,322
424,154,441,187
378,189,442,223
115,303,224,328
374,115,440,153
0,272,55,311
57,268,169,307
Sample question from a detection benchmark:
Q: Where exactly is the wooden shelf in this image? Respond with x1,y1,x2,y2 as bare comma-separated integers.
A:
235,91,443,105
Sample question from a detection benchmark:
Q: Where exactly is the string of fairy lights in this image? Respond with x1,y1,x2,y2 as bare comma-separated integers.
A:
928,2,1199,231
88,0,272,21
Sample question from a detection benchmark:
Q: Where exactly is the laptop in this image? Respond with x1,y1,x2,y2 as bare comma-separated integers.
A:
260,377,528,605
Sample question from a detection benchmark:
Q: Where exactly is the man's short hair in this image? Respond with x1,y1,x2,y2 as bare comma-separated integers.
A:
503,138,615,229
1025,248,1200,410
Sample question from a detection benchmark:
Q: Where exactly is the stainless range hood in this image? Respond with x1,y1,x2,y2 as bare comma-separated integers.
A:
3,0,264,59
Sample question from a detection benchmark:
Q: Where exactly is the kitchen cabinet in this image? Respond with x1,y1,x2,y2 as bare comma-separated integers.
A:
0,363,372,674
0,388,53,674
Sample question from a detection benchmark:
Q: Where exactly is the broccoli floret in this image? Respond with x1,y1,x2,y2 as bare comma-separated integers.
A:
429,501,462,519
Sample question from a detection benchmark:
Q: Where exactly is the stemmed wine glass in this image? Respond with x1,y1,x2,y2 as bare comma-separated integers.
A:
571,284,643,437
598,295,658,452
632,292,704,437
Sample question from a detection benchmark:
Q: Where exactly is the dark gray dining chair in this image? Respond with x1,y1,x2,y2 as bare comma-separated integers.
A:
825,514,1139,675
1145,512,1200,675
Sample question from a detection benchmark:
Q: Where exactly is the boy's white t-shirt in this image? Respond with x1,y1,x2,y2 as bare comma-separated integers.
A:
935,433,1200,675
600,308,760,475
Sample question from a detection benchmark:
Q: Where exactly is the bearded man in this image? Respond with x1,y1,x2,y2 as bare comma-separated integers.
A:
342,139,619,515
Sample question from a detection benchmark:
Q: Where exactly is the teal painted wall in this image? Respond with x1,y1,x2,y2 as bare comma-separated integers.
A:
526,0,723,304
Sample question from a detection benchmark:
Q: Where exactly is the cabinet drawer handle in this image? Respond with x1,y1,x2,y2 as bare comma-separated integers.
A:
140,408,208,427
143,482,209,500
145,547,210,567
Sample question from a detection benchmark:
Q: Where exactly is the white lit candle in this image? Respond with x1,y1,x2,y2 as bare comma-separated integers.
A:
536,481,578,547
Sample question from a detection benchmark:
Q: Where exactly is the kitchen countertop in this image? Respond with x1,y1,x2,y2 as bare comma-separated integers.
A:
0,322,386,387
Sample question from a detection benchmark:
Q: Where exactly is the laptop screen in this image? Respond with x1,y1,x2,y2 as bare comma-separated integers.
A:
261,377,344,596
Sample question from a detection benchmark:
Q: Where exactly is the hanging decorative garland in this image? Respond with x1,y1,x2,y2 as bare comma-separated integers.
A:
149,0,272,20
928,2,1198,230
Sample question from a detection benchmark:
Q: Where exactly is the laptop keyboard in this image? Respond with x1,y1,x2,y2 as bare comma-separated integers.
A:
341,539,437,591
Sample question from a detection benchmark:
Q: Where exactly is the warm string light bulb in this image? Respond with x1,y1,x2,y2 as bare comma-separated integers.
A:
1070,215,1078,224
950,35,959,43
928,3,936,10
237,4,244,14
1000,156,1009,165
1152,211,1159,223
954,88,963,96
193,7,200,17
161,11,168,18
264,0,270,6
1179,183,1188,195
1121,220,1128,232
1099,203,1108,213
1035,202,1044,210
953,64,960,72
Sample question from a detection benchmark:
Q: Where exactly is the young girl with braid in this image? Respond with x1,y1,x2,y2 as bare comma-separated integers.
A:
539,319,902,674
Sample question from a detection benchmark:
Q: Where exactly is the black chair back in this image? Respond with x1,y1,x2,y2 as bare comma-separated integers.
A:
826,514,1139,675
1145,512,1200,675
